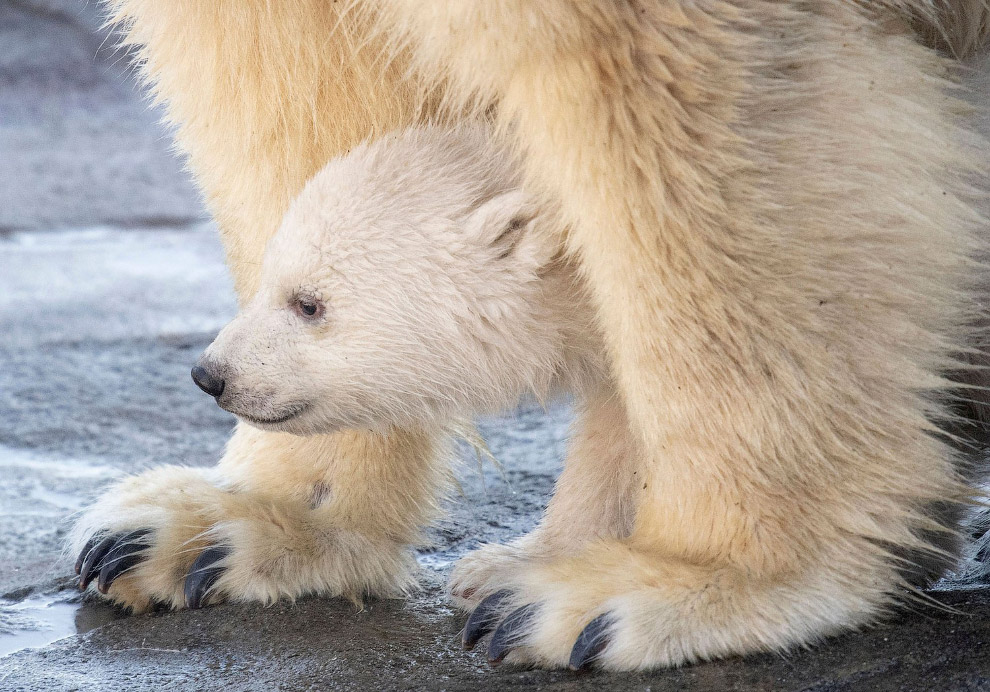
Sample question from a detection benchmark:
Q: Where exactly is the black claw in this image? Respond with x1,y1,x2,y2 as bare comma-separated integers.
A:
75,534,105,576
568,613,612,671
149,598,172,614
78,535,118,591
462,590,514,650
96,529,152,594
184,545,230,609
488,604,537,665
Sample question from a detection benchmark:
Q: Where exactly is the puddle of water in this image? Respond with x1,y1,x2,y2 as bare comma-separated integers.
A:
0,591,129,658
0,594,79,657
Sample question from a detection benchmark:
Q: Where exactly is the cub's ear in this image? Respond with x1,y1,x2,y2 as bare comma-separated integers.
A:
464,190,552,265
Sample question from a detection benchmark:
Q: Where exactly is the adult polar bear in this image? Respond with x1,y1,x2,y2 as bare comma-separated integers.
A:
75,0,989,670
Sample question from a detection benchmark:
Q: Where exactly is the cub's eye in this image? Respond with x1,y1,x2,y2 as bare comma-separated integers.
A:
292,296,325,320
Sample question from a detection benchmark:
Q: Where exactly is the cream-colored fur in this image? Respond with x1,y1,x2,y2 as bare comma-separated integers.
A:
71,426,447,610
193,124,631,604
73,0,988,671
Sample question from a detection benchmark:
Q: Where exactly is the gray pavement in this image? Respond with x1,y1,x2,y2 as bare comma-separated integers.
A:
2,1,990,690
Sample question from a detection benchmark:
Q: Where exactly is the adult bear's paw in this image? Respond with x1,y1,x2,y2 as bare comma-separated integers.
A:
453,541,875,671
453,556,624,671
461,589,612,670
450,537,628,668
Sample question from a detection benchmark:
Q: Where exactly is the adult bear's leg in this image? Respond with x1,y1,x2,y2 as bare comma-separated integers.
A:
73,0,447,611
382,1,985,668
449,388,639,603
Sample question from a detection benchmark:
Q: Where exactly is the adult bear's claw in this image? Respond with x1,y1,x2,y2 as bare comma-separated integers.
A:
487,604,537,665
462,589,514,650
183,545,230,609
568,613,612,670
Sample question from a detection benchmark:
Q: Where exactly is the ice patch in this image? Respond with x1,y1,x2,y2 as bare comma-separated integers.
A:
0,224,237,346
0,450,120,480
416,552,456,571
0,447,122,571
0,446,120,519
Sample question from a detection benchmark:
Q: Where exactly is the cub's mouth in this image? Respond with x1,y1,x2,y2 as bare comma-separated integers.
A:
231,404,309,427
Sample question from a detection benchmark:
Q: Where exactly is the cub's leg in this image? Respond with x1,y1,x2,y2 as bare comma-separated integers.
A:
383,0,985,668
72,427,446,610
73,0,444,610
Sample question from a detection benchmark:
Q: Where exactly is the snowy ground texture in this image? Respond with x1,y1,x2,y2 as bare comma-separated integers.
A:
2,2,990,690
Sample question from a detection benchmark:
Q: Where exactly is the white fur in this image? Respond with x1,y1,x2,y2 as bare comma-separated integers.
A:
200,126,601,435
72,0,990,671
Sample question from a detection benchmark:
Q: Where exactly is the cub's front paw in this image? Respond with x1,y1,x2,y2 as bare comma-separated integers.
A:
72,465,417,612
74,529,230,609
71,466,231,611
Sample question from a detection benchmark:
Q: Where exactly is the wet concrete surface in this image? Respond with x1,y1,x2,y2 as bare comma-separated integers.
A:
3,1,990,690
0,226,238,594
5,587,990,692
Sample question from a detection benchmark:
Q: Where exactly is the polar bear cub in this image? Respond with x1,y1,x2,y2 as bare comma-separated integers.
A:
192,126,603,435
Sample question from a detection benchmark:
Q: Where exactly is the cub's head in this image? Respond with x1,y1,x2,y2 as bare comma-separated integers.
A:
192,126,578,435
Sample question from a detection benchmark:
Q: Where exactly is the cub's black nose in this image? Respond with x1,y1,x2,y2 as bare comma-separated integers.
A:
191,364,225,397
